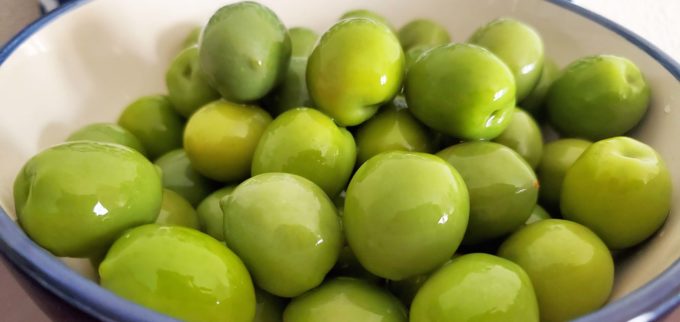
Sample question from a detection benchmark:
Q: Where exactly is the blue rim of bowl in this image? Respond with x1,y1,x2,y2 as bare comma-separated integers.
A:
1,0,680,321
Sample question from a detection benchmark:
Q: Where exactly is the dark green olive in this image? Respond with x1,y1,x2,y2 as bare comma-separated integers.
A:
493,108,543,168
166,46,220,118
254,288,285,322
154,149,217,206
520,58,559,117
196,186,235,241
118,95,184,160
262,57,312,115
437,142,538,244
199,2,291,102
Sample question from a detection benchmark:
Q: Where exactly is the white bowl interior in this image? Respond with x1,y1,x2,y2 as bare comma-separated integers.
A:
0,0,679,304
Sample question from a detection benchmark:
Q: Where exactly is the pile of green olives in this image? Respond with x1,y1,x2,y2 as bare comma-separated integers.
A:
13,2,671,322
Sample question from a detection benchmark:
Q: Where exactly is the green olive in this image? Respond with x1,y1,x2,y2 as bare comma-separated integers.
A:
66,122,146,156
344,151,469,280
469,18,544,101
251,107,356,197
525,205,551,226
166,46,220,118
547,55,650,140
222,173,343,297
181,27,201,49
307,18,404,126
499,219,614,321
118,95,184,159
536,138,591,209
520,57,559,118
14,141,162,257
156,189,200,229
410,253,539,322
493,108,543,168
289,27,319,58
355,96,431,164
199,2,291,102
329,245,381,283
405,43,515,140
196,186,236,241
254,288,285,322
99,224,256,322
561,137,671,249
404,44,434,73
387,257,457,307
398,19,450,51
184,100,272,182
283,277,407,322
437,142,538,244
262,57,313,115
154,149,217,206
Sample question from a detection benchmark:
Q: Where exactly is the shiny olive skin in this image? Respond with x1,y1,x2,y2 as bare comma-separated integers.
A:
222,173,343,297
66,122,146,155
525,205,551,226
182,27,201,49
14,141,162,257
520,58,559,117
262,57,313,116
184,100,272,182
196,186,235,241
356,96,431,164
398,19,450,51
344,151,469,280
410,253,539,322
283,277,407,322
289,27,318,57
499,219,614,322
154,149,216,206
99,224,255,322
156,189,200,229
252,108,356,197
561,137,671,249
405,43,515,140
307,18,404,126
437,142,538,244
536,138,591,209
199,2,291,102
547,55,651,140
118,95,184,159
339,9,396,32
493,108,543,168
469,18,544,101
166,46,220,118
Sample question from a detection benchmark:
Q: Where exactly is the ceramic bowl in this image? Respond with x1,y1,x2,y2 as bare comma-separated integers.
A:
1,0,679,321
